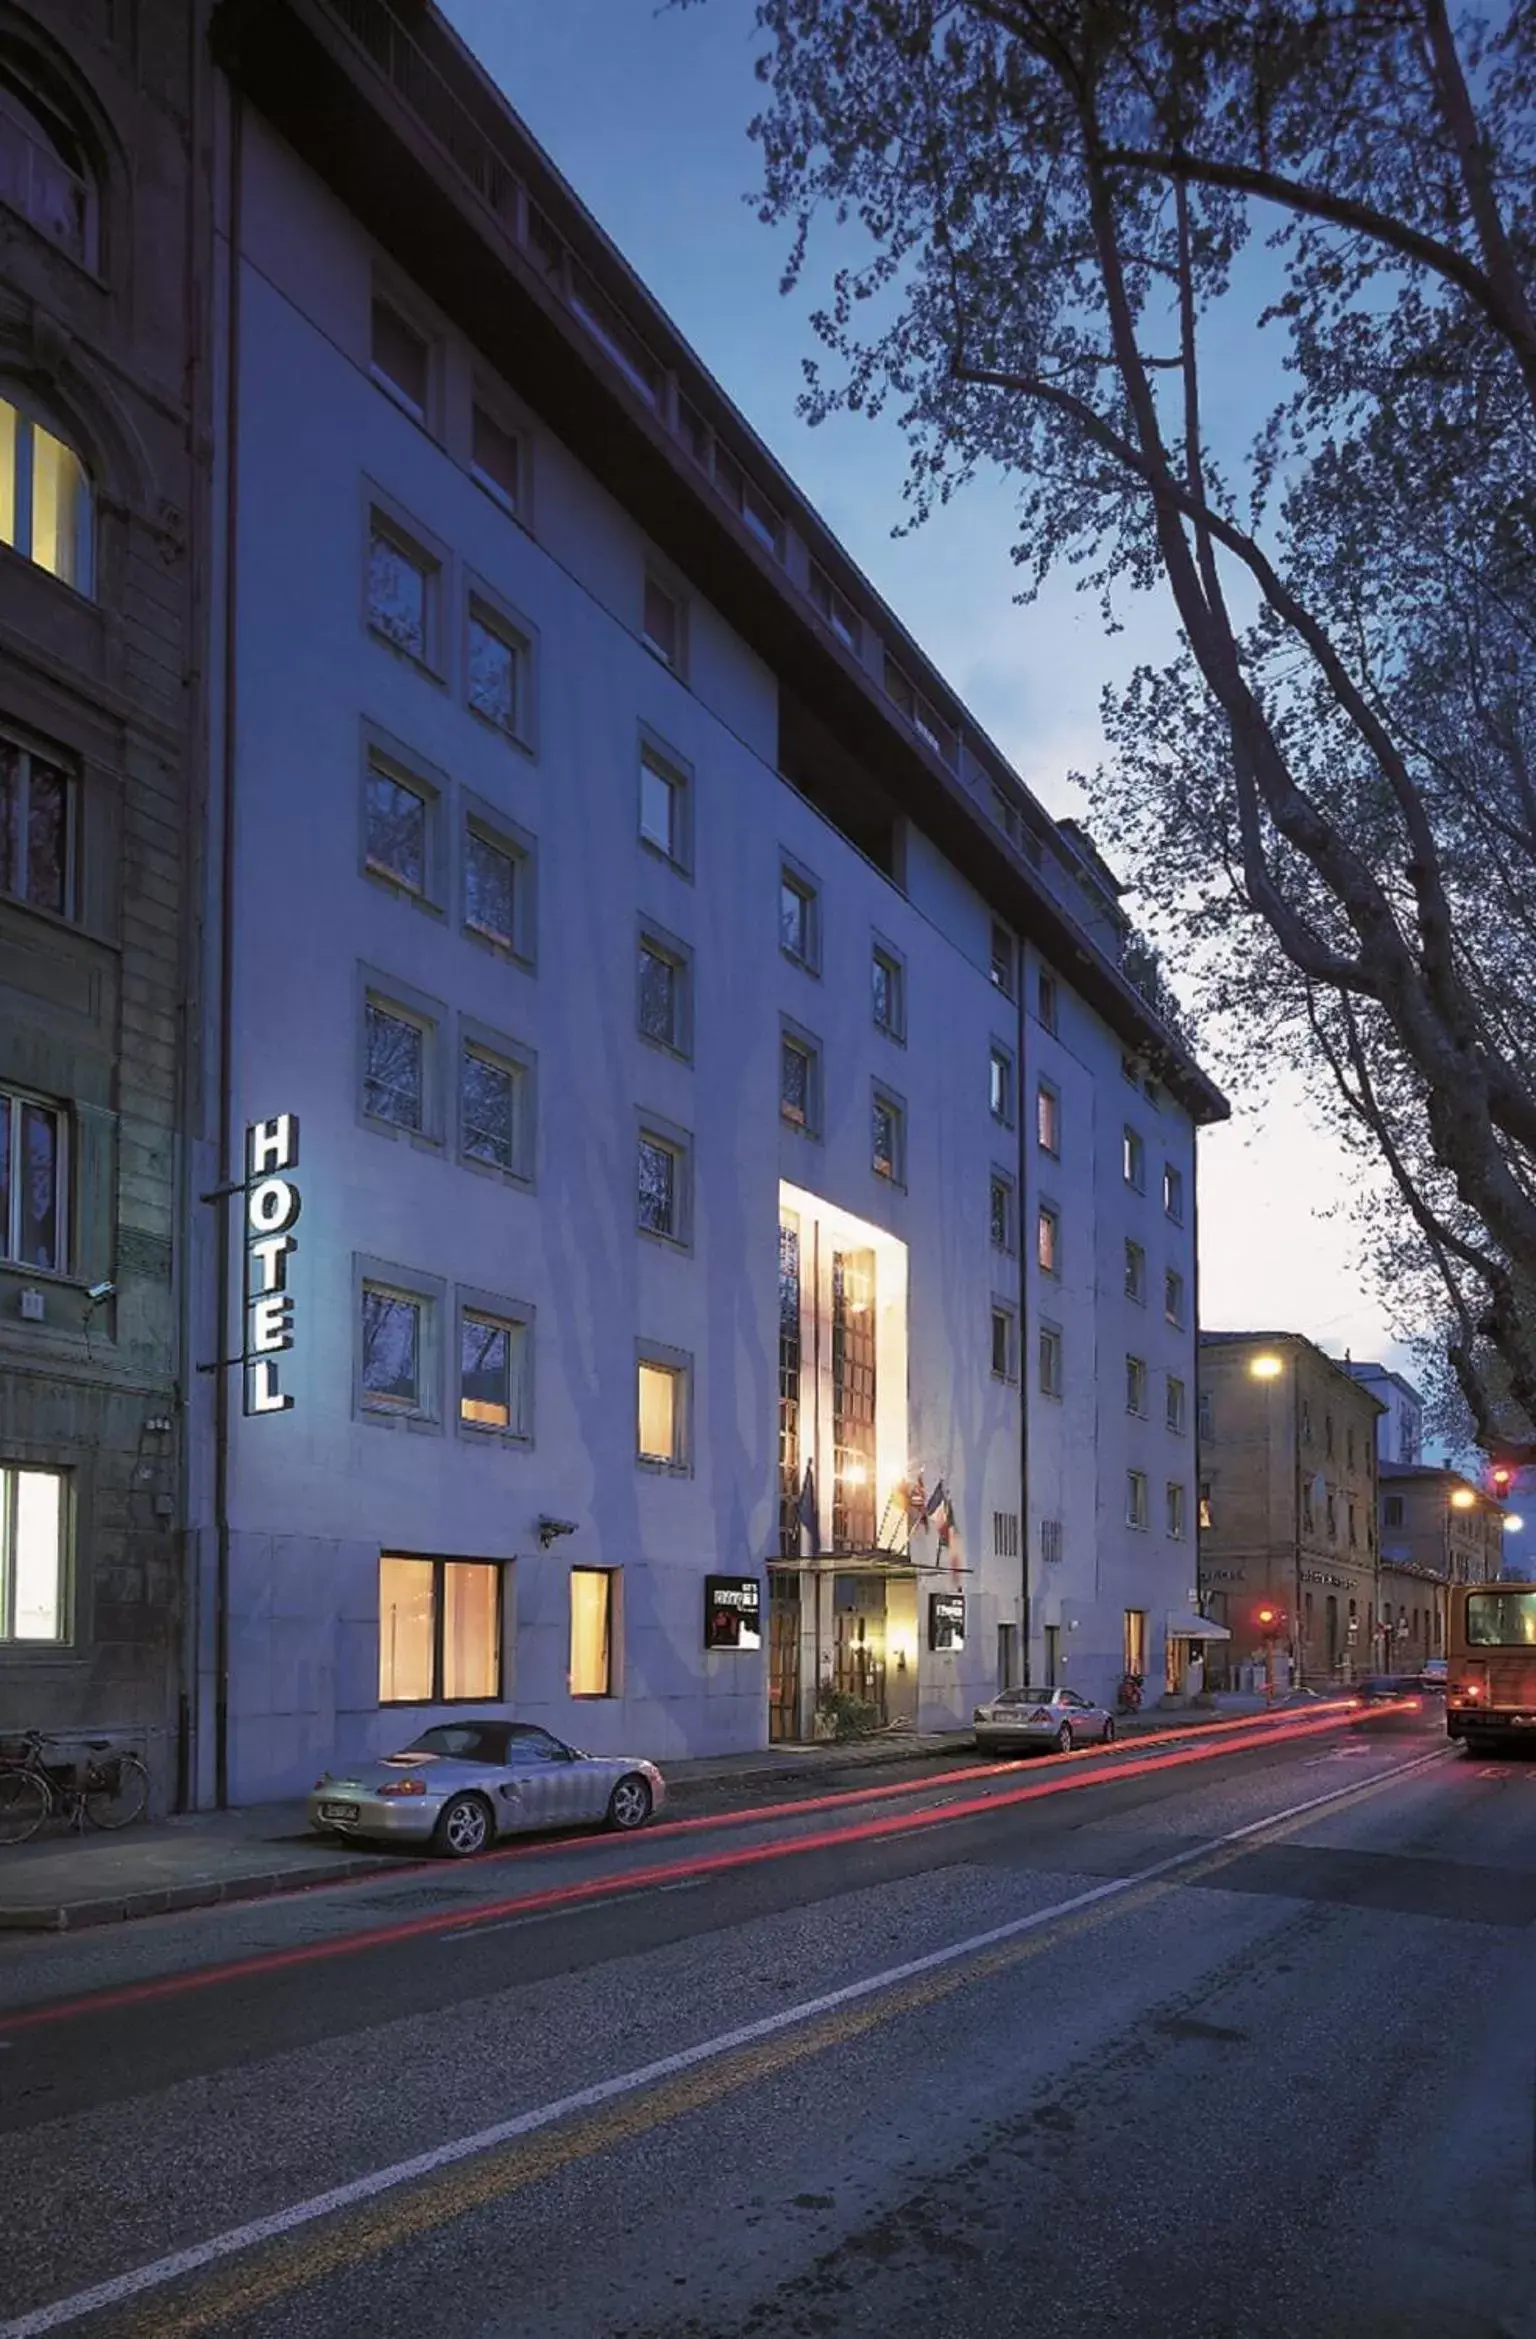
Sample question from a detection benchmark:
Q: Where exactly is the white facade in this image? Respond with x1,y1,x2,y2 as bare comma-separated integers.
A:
1348,1363,1424,1467
191,17,1221,1803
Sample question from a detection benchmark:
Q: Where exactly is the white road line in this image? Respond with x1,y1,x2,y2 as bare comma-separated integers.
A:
0,1746,1446,2339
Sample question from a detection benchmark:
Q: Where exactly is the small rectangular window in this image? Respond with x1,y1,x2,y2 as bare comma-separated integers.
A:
989,922,1015,997
367,515,436,666
639,743,688,867
460,1043,528,1179
1040,1517,1063,1566
464,826,518,951
365,756,428,896
1384,1495,1404,1528
1125,1240,1146,1304
872,944,905,1039
467,600,529,743
643,574,685,671
1199,1482,1214,1529
371,296,430,419
471,402,519,508
637,1354,688,1466
1166,1482,1186,1539
990,1173,1016,1254
1163,1163,1185,1223
570,1567,617,1697
1127,1470,1149,1530
380,1555,504,1703
638,930,690,1057
637,1126,689,1243
989,1046,1014,1127
364,999,426,1132
0,1088,66,1271
1036,1203,1059,1276
781,1030,818,1133
1126,1355,1147,1415
1123,1126,1146,1191
1038,1323,1063,1398
1036,1080,1059,1154
1167,1375,1187,1434
809,563,862,653
0,735,72,919
1036,969,1058,1034
780,867,818,969
990,1305,1016,1381
871,1090,903,1184
361,1284,425,1413
0,1464,68,1643
459,1311,530,1437
1164,1269,1186,1328
1198,1387,1214,1441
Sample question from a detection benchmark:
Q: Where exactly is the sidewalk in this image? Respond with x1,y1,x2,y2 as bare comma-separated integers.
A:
0,1693,1291,1934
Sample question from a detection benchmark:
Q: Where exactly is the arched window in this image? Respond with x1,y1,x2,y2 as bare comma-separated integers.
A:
0,390,93,595
0,65,97,270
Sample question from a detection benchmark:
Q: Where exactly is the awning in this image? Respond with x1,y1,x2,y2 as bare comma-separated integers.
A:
1168,1614,1232,1642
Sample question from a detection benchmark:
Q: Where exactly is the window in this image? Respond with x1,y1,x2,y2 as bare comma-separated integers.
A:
467,598,530,745
639,741,689,868
1325,1412,1336,1458
361,1284,427,1415
1198,1387,1214,1441
0,732,71,916
1125,1240,1146,1303
643,574,685,672
1384,1494,1405,1528
364,752,430,898
990,1305,1016,1381
378,1555,502,1703
458,1303,531,1438
1163,1164,1184,1223
780,864,818,970
1164,1269,1186,1329
989,922,1016,997
370,295,430,420
1348,1498,1359,1548
1127,1470,1149,1530
1124,1609,1148,1677
990,1173,1016,1255
714,444,784,557
0,1463,67,1642
1347,1425,1356,1470
1036,1203,1060,1275
570,1568,617,1697
1036,1081,1060,1155
1166,1482,1187,1539
1199,1481,1213,1529
989,1045,1014,1127
809,563,862,653
1126,1355,1148,1416
638,927,691,1057
0,70,96,266
1038,1323,1063,1398
1301,1399,1313,1444
637,1350,689,1467
0,393,92,594
871,1089,904,1184
1040,1517,1063,1566
884,657,958,766
460,1039,531,1182
1326,1489,1338,1541
463,822,521,955
364,998,426,1132
1167,1375,1187,1434
1302,1482,1316,1533
1036,969,1058,1034
367,512,437,666
637,1122,690,1243
780,1027,819,1134
1123,1126,1146,1191
471,400,520,509
872,942,905,1039
0,1088,65,1271
994,1511,1021,1560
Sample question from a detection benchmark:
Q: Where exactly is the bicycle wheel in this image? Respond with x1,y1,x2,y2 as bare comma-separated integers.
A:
0,1770,51,1846
84,1753,149,1831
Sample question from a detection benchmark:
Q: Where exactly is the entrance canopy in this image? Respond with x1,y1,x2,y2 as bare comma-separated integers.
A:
1168,1614,1232,1641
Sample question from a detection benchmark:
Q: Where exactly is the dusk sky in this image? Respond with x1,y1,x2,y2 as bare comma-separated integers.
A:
443,0,1418,1384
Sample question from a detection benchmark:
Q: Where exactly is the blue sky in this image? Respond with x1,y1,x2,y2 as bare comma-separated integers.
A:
442,0,1417,1379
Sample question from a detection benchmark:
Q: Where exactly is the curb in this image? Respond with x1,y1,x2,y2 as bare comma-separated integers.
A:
0,1852,399,1934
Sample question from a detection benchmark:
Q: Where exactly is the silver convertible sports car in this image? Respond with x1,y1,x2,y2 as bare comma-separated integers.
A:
972,1686,1116,1755
308,1720,666,1857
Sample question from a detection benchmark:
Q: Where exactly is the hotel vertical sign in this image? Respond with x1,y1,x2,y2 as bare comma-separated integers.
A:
244,1114,301,1416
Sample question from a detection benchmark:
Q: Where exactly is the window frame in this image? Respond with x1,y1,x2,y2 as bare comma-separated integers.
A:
1035,967,1059,1035
1123,1124,1146,1192
871,1082,906,1188
642,569,688,675
1166,1374,1188,1435
1164,1267,1186,1329
1036,1200,1060,1277
779,1017,822,1138
990,1300,1018,1383
637,917,694,1061
358,969,444,1146
470,393,523,516
0,1461,71,1644
636,1112,693,1249
989,921,1016,998
1163,1162,1185,1224
464,577,537,756
1125,1238,1146,1305
0,724,75,920
990,1168,1017,1257
0,388,94,596
363,485,447,679
377,1553,505,1704
359,725,445,914
457,1016,537,1190
635,1339,693,1473
0,71,99,271
779,853,821,975
569,1565,621,1699
369,287,435,426
1126,1469,1150,1531
871,935,907,1043
460,796,536,968
1166,1481,1187,1540
1038,1320,1064,1399
808,561,863,654
989,1040,1015,1129
454,1285,535,1447
1036,1078,1060,1156
355,1255,445,1430
1126,1354,1148,1417
638,730,693,875
0,1083,69,1273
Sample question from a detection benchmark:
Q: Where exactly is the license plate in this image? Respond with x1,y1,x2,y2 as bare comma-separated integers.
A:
319,1801,359,1822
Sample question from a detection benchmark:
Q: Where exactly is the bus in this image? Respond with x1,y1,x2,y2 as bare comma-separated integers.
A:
1446,1580,1536,1752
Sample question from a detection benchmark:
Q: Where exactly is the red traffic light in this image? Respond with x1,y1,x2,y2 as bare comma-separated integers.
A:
1492,1465,1514,1495
1255,1604,1282,1633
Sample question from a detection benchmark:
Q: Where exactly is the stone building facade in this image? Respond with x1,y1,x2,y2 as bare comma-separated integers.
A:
1378,1461,1502,1672
1197,1332,1382,1689
0,0,206,1798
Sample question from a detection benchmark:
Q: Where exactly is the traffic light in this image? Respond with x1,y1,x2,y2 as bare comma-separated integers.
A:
1492,1464,1514,1498
1255,1603,1283,1636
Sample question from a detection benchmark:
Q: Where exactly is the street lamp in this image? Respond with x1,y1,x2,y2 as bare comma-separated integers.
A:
1504,1514,1524,1534
1450,1487,1477,1510
1249,1354,1284,1380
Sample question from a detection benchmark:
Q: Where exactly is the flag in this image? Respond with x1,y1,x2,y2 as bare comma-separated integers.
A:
938,1494,959,1571
905,1470,927,1526
797,1462,820,1557
923,1477,947,1526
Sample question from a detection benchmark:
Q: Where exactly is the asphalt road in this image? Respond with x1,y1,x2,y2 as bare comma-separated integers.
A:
1,1708,1533,2339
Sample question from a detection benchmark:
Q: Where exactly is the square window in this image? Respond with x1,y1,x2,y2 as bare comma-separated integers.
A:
364,1000,425,1131
365,757,428,895
781,1030,818,1133
459,1310,529,1435
1126,1355,1147,1416
640,744,688,866
1167,1376,1187,1434
1164,1163,1185,1223
1125,1240,1146,1304
368,518,434,664
1039,1324,1063,1398
464,825,518,949
0,1464,68,1643
989,922,1015,997
1123,1125,1146,1190
989,1046,1014,1126
371,296,430,418
1036,1081,1060,1154
460,1043,529,1179
467,600,527,741
638,1129,688,1242
570,1567,617,1697
780,864,818,969
872,945,905,1039
472,402,519,508
1127,1470,1149,1530
643,574,685,670
378,1555,503,1702
638,1355,688,1466
809,562,862,652
0,1088,67,1271
1166,1482,1186,1539
0,735,72,919
1164,1269,1185,1328
361,1285,423,1411
872,1091,903,1183
990,1306,1015,1381
990,1173,1016,1254
1036,969,1058,1034
1037,1204,1059,1275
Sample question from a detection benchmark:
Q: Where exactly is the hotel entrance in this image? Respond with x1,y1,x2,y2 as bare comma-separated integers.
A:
830,1570,919,1730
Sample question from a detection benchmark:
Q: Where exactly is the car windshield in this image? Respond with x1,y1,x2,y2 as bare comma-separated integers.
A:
993,1689,1055,1706
397,1724,506,1761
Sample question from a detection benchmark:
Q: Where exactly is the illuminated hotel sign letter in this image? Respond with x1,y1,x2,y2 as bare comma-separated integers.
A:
244,1114,301,1416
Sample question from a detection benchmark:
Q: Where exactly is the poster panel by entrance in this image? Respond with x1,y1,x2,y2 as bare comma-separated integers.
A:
929,1592,966,1652
705,1575,762,1652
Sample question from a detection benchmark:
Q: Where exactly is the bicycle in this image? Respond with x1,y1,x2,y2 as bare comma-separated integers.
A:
0,1731,149,1845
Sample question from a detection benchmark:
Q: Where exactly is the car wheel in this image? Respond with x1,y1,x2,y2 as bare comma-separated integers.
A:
1054,1722,1073,1755
434,1792,493,1858
1101,1716,1116,1745
606,1774,653,1832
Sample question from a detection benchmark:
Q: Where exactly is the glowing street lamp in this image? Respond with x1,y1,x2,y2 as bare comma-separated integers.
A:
1504,1514,1524,1534
1450,1487,1477,1510
1249,1353,1284,1380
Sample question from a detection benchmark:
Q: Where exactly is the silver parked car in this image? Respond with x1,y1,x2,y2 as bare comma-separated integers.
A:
308,1720,666,1857
973,1686,1116,1756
